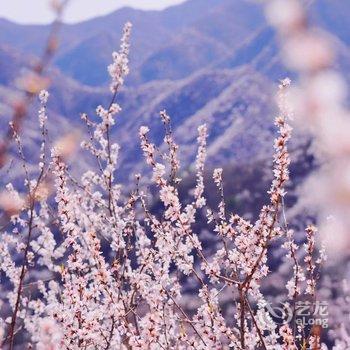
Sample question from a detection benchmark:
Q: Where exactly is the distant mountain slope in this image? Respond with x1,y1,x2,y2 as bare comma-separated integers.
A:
136,0,265,83
1,0,349,87
0,44,39,86
54,0,266,85
0,0,349,184
0,0,239,86
107,66,278,181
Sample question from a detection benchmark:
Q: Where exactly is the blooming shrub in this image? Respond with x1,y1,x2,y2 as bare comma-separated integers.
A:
0,18,348,350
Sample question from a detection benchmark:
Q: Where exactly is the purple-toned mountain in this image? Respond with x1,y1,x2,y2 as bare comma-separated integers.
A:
0,0,348,184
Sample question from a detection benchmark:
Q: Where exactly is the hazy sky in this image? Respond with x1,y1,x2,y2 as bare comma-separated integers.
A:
0,0,186,24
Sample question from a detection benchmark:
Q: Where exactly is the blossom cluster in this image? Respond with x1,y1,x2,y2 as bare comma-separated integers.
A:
0,19,347,350
266,0,350,257
108,22,132,93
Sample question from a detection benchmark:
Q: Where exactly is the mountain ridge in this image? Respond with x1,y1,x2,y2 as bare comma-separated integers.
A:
0,0,349,184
